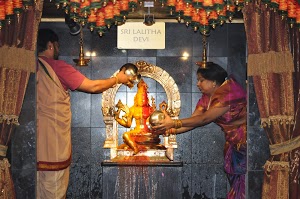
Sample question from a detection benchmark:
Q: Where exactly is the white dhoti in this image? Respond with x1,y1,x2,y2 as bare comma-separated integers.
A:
37,167,70,199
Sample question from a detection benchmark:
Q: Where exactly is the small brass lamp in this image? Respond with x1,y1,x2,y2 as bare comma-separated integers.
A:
73,27,90,66
196,34,211,68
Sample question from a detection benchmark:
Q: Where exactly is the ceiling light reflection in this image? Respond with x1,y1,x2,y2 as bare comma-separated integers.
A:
85,51,97,57
182,52,189,60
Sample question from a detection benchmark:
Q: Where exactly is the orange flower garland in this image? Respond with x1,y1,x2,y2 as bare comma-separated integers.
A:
0,0,299,35
0,0,5,26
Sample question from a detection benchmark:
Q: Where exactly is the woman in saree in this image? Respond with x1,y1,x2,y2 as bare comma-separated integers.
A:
153,62,247,199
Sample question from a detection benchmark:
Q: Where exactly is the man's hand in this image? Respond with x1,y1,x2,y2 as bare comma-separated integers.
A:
116,67,131,84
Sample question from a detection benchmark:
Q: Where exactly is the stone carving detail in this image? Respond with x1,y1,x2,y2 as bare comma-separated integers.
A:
101,61,181,159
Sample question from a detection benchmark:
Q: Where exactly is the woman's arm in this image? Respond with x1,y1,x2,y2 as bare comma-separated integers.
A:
153,106,229,133
166,107,205,134
181,106,229,127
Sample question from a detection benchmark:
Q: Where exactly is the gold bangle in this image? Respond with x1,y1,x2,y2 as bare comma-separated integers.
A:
113,76,119,85
178,120,182,128
173,119,178,129
173,119,182,129
165,128,176,136
173,120,176,128
174,120,178,128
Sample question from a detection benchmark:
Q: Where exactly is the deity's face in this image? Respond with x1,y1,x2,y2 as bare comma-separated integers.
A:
135,92,148,107
137,79,148,90
135,79,149,107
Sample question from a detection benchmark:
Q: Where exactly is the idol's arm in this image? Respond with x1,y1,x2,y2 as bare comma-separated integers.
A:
115,109,133,128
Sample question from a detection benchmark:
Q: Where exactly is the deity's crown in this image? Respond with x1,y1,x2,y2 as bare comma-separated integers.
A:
137,79,148,92
136,79,149,102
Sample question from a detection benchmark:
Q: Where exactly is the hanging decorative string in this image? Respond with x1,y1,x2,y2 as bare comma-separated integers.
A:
197,34,208,68
0,0,34,29
0,0,299,34
265,0,300,28
52,0,243,35
48,0,242,35
59,0,300,35
73,27,90,66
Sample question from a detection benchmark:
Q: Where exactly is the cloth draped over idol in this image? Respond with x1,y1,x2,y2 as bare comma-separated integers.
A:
243,1,300,198
0,0,43,198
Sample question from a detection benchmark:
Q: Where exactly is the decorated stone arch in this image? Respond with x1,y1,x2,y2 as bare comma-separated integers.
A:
101,60,181,160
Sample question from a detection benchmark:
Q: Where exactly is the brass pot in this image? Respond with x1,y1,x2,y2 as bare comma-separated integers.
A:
149,101,168,127
121,63,141,88
149,110,165,127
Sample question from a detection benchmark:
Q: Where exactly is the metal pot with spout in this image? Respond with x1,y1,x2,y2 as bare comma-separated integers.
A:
120,63,141,88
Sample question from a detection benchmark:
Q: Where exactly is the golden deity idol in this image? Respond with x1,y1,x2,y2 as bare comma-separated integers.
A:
114,79,166,154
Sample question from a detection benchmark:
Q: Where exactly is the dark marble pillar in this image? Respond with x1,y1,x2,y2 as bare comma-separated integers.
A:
11,73,36,199
247,76,271,198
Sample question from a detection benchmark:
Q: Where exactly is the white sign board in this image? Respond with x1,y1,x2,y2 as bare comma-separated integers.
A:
117,22,165,49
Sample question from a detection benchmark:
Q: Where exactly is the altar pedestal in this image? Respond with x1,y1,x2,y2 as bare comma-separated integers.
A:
102,161,183,199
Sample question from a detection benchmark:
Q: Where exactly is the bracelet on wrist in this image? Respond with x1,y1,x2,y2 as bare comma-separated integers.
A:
112,76,119,87
165,128,177,136
173,119,182,129
115,76,119,84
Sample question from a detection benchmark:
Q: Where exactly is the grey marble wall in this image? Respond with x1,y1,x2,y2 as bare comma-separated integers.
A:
247,77,270,199
11,74,36,199
10,22,270,199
